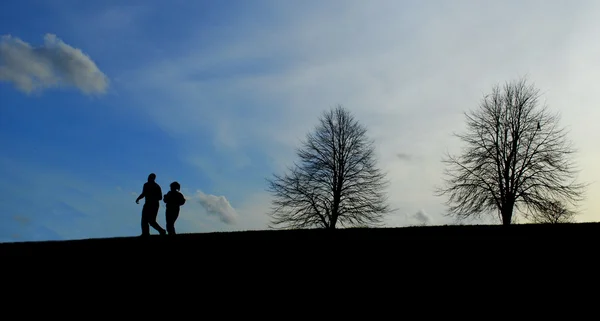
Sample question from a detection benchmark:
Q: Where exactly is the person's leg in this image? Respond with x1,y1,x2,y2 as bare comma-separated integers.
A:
166,209,175,235
171,208,180,235
140,206,150,236
148,204,166,235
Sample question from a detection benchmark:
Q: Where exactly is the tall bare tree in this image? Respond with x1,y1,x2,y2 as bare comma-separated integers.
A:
435,77,586,225
266,105,391,229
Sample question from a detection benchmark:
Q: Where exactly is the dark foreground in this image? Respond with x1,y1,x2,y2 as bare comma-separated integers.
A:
1,223,597,308
2,222,598,257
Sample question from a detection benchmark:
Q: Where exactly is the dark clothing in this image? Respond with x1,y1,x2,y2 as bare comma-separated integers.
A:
165,208,180,235
164,191,186,235
138,181,165,236
164,190,186,208
141,203,165,236
139,182,163,205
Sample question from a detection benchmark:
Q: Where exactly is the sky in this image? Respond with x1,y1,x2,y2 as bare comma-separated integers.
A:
2,0,600,242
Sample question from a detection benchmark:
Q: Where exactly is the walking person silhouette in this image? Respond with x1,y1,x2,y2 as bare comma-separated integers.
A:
136,173,167,236
163,181,186,235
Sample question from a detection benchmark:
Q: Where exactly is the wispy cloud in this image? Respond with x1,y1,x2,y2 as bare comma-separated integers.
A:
396,153,413,161
411,209,431,226
0,33,109,95
12,215,30,225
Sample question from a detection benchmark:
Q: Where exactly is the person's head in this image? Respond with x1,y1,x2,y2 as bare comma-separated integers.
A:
170,181,180,191
148,173,156,182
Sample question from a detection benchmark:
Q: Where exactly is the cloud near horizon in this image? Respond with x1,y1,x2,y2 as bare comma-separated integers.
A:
0,33,109,95
411,210,431,226
194,190,238,224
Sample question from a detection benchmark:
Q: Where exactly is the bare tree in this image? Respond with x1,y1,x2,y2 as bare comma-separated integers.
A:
266,105,392,229
530,200,575,224
435,77,586,225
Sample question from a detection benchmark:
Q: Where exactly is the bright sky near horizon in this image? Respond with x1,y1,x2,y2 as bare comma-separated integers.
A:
1,0,599,242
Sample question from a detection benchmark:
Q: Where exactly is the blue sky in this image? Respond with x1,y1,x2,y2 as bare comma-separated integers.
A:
2,0,600,242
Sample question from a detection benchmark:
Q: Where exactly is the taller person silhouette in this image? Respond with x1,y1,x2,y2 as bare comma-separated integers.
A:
136,173,167,236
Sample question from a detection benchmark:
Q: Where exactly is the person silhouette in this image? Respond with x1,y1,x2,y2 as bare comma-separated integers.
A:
163,181,186,235
136,173,167,236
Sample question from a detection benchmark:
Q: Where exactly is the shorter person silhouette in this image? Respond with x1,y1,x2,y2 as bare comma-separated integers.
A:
163,181,186,235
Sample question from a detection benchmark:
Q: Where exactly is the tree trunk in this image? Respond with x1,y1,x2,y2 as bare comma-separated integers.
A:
328,215,338,229
501,211,512,225
501,199,515,226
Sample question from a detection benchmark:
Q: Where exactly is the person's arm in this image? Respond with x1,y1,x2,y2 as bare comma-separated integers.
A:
163,191,169,204
136,184,147,204
180,193,186,206
158,186,163,201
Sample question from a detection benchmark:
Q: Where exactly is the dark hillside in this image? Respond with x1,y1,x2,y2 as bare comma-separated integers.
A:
1,223,597,301
2,222,598,257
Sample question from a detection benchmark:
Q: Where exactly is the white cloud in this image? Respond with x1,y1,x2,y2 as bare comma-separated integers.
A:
194,190,238,225
0,33,109,95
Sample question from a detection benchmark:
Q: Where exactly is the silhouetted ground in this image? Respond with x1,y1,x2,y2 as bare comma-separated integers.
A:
2,222,598,257
1,223,595,309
